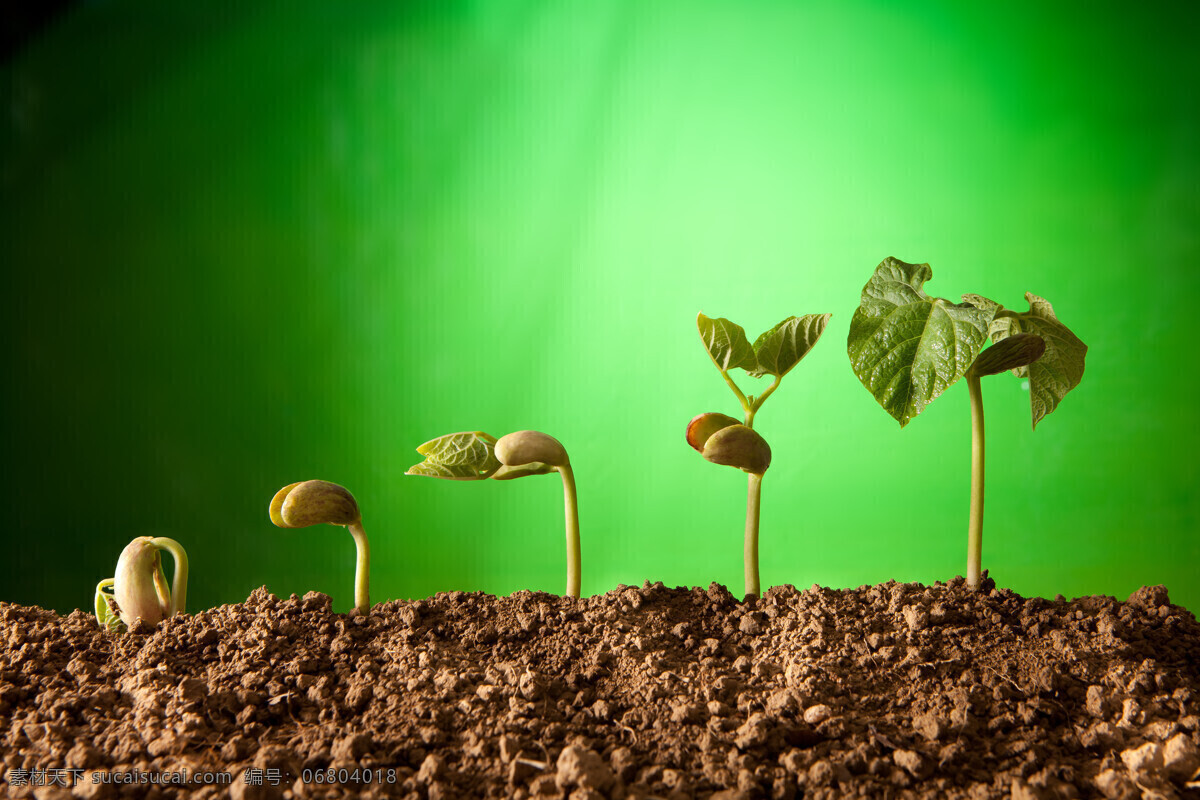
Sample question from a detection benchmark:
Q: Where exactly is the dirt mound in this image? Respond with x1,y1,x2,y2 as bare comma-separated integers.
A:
2,577,1198,799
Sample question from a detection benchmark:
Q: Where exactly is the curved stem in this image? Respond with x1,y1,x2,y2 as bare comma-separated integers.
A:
150,537,189,615
153,556,171,618
967,374,985,590
744,472,763,598
348,521,370,613
719,369,751,418
558,464,581,598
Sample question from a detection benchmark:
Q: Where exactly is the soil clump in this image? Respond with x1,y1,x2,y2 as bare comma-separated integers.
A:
2,577,1198,799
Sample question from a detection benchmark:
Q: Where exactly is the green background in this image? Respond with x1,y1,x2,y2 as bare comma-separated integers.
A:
3,0,1197,615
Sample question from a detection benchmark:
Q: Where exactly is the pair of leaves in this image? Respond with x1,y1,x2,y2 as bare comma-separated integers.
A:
406,431,556,481
406,431,500,479
698,312,832,380
848,258,1087,428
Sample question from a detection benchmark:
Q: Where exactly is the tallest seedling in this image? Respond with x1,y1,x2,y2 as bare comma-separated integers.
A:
847,258,1087,589
687,312,831,598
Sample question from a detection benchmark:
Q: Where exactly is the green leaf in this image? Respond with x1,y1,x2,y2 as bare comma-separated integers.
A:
415,430,497,456
406,460,489,480
748,313,831,378
407,431,501,480
961,293,1002,314
847,258,996,427
988,293,1087,428
697,313,757,373
968,332,1045,378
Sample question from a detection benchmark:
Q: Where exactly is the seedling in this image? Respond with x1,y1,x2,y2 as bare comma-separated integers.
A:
94,536,189,630
847,257,1087,589
270,480,370,613
406,430,581,597
689,311,831,598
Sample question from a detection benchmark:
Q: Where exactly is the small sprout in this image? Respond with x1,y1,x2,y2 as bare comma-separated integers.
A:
849,258,1088,590
270,480,371,613
691,311,831,598
94,578,119,631
407,430,582,598
94,536,189,630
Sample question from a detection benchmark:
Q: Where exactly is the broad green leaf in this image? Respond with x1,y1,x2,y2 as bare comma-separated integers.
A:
988,293,1087,428
697,313,757,373
407,431,500,480
847,258,996,427
492,462,557,480
748,313,831,378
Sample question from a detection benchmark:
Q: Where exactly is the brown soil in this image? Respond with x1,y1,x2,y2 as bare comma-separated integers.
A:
2,577,1199,800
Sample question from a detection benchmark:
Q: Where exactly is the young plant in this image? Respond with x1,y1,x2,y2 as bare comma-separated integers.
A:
689,311,831,598
847,257,1088,589
406,430,581,597
269,480,371,613
94,537,189,630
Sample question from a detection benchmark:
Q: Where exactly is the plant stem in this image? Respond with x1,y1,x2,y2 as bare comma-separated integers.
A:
740,384,774,599
558,465,581,598
150,537,189,614
744,472,763,598
967,373,985,591
741,379,778,598
749,376,782,418
348,521,370,613
720,369,751,417
152,556,171,618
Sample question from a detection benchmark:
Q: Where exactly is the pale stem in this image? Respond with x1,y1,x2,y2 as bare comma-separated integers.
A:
749,376,782,420
153,557,171,618
741,382,774,598
558,464,581,598
744,472,763,598
967,374,985,591
720,369,751,418
348,521,370,613
149,537,189,615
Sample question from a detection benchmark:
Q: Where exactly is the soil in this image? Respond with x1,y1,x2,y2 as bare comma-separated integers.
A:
2,576,1199,800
